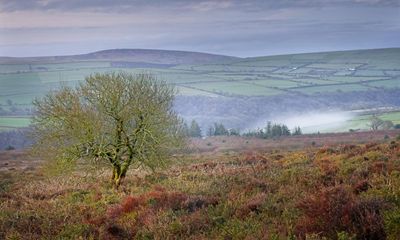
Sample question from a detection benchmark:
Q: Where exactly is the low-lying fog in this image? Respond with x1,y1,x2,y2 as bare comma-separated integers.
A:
249,111,356,134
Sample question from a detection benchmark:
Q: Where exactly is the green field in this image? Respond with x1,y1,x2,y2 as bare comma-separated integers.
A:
346,111,400,129
1,48,399,107
0,48,399,131
0,117,31,129
314,111,400,133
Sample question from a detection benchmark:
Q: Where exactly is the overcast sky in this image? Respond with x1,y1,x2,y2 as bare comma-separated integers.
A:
0,0,399,57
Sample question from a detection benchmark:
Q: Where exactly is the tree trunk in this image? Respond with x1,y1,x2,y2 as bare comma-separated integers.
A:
111,165,124,188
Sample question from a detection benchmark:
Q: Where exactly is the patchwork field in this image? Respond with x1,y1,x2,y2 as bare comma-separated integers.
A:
342,111,400,131
0,48,399,132
287,110,400,134
0,48,399,106
0,116,31,130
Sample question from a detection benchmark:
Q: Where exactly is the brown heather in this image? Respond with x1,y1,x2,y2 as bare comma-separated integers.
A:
1,132,400,239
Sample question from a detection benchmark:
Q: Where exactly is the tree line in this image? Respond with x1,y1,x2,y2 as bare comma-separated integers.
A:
182,120,302,138
242,122,302,138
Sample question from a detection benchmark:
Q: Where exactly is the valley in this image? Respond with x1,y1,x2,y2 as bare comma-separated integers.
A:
0,48,399,139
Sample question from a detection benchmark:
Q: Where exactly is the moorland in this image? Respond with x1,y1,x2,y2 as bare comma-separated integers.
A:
1,131,400,239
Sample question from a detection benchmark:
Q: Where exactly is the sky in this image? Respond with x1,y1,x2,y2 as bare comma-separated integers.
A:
0,0,399,57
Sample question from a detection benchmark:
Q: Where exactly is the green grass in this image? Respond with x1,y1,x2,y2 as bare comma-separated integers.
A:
326,76,390,83
0,48,399,106
379,111,400,123
0,117,31,128
246,79,309,88
366,79,400,88
292,84,372,94
0,64,31,73
355,70,385,76
307,63,362,69
175,86,219,97
186,81,285,96
329,111,400,132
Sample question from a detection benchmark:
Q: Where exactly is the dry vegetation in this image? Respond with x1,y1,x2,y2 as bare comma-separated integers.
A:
1,131,400,239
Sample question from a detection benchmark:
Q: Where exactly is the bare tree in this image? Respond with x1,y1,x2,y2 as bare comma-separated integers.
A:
32,72,184,186
368,115,384,131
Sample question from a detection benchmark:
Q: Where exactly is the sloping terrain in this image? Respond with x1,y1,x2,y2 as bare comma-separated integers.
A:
1,134,400,239
173,48,400,97
0,48,399,132
0,49,238,65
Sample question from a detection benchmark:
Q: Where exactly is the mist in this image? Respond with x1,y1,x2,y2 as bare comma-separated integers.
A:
248,111,356,134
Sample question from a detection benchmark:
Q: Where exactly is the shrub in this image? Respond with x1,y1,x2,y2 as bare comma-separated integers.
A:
235,193,267,218
295,185,388,239
179,210,212,235
106,187,189,219
295,185,354,238
184,195,219,213
353,180,371,195
384,207,400,239
5,145,15,151
350,198,388,239
147,188,187,211
57,224,94,239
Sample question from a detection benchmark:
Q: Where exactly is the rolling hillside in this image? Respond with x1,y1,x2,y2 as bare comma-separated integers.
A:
173,48,400,97
0,49,238,65
0,48,399,132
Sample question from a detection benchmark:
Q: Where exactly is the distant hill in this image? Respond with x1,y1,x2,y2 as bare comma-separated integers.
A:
1,47,399,132
0,49,239,65
243,48,400,69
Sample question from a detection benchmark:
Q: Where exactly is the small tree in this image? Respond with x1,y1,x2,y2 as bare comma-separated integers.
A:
281,124,291,136
32,72,184,187
213,123,229,136
271,124,282,137
265,121,272,138
293,126,302,135
381,120,394,130
368,115,384,131
182,122,190,137
189,120,202,137
207,126,214,137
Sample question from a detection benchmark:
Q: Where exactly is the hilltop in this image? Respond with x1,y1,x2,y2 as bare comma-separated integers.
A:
0,49,238,65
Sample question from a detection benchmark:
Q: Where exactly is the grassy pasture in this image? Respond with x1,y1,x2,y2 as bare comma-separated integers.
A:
291,78,339,84
0,64,31,73
354,111,400,125
366,78,400,88
0,48,399,113
185,81,285,96
328,111,400,132
307,63,362,69
291,84,373,94
355,69,386,76
246,79,310,88
325,76,391,83
0,117,31,129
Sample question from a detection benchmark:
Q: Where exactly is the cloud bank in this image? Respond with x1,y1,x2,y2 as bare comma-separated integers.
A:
0,0,399,56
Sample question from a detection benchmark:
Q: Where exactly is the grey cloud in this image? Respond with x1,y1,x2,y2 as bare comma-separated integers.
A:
0,0,399,57
1,0,399,12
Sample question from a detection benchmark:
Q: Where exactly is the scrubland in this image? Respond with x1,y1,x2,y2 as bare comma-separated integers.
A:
1,131,400,239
